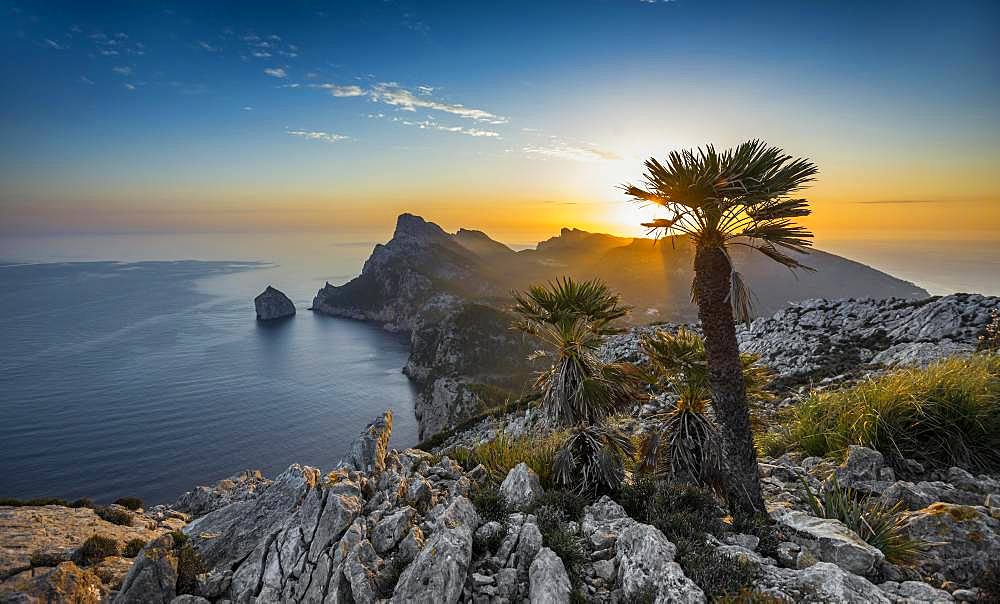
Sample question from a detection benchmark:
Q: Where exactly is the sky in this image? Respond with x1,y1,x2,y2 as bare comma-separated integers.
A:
1,0,998,243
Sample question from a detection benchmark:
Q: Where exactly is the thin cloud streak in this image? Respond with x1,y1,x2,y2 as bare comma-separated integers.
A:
286,129,352,143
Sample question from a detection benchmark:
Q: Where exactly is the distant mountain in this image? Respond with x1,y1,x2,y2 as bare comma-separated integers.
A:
311,214,928,439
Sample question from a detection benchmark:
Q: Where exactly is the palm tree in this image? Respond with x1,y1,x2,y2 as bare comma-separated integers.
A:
623,140,817,520
638,329,773,488
513,277,641,493
513,276,631,336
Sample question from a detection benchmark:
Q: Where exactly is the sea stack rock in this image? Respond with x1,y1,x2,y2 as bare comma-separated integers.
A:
254,286,296,321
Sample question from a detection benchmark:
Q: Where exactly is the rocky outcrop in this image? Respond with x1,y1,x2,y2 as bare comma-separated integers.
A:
253,286,295,321
771,508,884,577
0,505,184,587
339,410,393,474
1,561,106,604
603,294,1000,392
173,470,271,518
499,463,543,511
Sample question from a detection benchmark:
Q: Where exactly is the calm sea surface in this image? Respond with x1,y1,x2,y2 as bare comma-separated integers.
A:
0,232,996,504
0,233,418,504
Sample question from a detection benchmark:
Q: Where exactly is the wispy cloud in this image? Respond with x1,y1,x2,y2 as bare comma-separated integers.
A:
80,75,94,85
242,106,254,111
112,65,132,76
522,141,620,161
369,82,507,124
312,83,365,97
123,83,136,91
392,117,500,138
286,129,352,143
197,40,219,52
264,67,287,78
44,38,65,50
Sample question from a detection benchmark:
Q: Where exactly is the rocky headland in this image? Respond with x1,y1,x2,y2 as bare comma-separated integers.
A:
310,213,930,439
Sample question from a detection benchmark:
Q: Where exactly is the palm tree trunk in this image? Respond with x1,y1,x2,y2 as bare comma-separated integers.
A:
693,241,766,522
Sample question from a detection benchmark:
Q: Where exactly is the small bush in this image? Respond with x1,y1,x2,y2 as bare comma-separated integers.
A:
470,483,509,524
534,503,587,590
30,551,67,567
175,539,205,595
534,488,591,522
71,498,95,509
803,478,925,565
618,476,725,542
78,535,120,565
772,355,1000,472
96,506,134,526
123,538,147,557
675,538,759,600
113,497,143,511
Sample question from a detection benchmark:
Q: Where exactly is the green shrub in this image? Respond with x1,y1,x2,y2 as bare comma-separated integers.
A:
772,355,1000,472
535,504,587,569
175,538,205,595
470,483,509,524
803,478,925,565
123,538,147,557
96,506,134,526
78,535,120,565
674,538,759,600
618,476,725,542
71,498,95,509
534,488,591,522
113,497,143,511
30,551,67,567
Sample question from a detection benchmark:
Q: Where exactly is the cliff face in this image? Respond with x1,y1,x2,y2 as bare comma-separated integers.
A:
312,213,931,440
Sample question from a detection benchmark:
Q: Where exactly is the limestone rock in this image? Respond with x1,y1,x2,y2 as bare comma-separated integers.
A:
254,285,295,320
760,562,892,603
771,508,884,576
903,502,1000,585
835,446,885,486
172,470,270,518
529,547,571,604
499,463,543,511
340,410,393,475
615,523,704,603
1,561,105,604
0,504,173,583
114,534,178,604
390,525,472,603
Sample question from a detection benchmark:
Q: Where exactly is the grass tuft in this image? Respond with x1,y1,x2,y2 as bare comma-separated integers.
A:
113,497,143,511
123,538,147,557
802,477,926,565
768,355,1000,472
450,431,560,487
96,506,134,526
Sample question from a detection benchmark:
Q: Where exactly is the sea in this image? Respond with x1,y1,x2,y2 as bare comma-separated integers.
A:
0,232,996,504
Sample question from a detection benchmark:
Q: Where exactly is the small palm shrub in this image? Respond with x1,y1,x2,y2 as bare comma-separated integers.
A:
113,497,143,511
980,309,1000,353
78,535,120,565
639,329,773,488
802,478,925,565
553,423,635,495
123,538,147,557
773,355,1000,472
96,506,133,526
512,276,630,336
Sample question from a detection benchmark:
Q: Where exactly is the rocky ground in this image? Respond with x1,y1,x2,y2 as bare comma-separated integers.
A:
3,293,999,603
4,409,999,603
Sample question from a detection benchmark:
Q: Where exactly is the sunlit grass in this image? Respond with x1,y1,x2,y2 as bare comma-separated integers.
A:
766,355,1000,471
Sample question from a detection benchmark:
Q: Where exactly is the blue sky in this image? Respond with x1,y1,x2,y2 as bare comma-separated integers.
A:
1,0,998,239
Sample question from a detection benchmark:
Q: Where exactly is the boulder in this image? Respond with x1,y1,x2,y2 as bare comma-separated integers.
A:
340,410,393,475
1,561,105,604
529,547,571,604
114,534,178,604
615,523,705,603
760,562,891,603
771,508,884,576
254,285,295,320
878,580,954,603
499,463,543,511
834,446,885,486
903,502,1000,585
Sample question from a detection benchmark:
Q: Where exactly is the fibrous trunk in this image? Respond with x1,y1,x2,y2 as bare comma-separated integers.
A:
692,241,766,521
